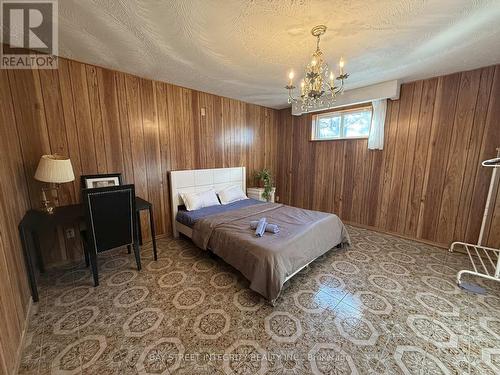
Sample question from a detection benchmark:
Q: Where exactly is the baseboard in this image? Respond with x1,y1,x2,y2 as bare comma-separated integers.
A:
13,296,33,375
344,221,449,250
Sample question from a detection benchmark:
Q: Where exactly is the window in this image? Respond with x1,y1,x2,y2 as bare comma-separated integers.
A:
311,106,372,141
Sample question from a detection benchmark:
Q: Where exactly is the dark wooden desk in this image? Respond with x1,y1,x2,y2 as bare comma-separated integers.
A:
19,197,157,302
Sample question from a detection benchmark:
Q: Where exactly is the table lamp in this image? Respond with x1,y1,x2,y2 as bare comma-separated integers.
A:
34,154,75,214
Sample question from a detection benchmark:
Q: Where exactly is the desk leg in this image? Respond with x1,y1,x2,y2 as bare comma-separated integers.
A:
32,232,45,274
148,206,158,261
19,226,39,303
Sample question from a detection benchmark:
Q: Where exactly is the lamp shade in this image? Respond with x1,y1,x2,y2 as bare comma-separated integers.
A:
34,155,75,183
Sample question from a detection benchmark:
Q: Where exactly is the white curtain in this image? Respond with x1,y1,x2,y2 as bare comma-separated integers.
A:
368,99,387,150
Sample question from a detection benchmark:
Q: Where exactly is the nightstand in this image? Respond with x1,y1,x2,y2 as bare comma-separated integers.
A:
247,187,276,202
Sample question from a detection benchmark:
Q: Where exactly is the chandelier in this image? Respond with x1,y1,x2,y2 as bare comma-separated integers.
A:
285,25,349,112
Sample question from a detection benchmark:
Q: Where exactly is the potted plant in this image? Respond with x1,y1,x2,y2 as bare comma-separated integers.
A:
254,169,273,201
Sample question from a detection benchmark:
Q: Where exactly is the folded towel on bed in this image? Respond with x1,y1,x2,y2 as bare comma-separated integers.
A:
250,220,280,234
255,218,267,237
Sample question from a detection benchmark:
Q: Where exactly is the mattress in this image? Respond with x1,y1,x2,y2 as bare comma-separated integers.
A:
175,198,264,227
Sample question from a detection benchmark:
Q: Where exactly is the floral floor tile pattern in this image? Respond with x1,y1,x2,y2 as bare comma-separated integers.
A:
19,226,500,374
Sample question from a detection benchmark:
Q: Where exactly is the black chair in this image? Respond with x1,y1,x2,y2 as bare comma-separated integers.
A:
81,184,141,286
80,173,134,255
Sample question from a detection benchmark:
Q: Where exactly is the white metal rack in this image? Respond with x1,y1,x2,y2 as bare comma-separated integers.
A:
449,148,500,286
450,242,500,285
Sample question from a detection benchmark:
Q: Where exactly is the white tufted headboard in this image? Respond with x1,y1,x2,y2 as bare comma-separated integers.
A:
169,167,246,237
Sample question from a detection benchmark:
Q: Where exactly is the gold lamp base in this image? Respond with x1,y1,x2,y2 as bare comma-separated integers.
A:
40,185,59,214
41,200,55,214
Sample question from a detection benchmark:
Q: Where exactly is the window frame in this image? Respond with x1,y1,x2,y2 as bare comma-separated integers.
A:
310,105,373,141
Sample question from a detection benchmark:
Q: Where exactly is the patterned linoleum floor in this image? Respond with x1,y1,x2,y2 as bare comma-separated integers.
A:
18,225,500,375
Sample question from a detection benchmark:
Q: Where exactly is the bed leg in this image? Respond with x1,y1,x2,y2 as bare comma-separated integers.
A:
173,229,180,239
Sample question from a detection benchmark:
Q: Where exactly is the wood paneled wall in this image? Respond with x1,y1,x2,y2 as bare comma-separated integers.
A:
0,69,32,375
1,57,279,269
277,65,500,248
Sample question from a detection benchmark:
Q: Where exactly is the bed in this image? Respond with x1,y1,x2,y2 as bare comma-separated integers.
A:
169,167,350,303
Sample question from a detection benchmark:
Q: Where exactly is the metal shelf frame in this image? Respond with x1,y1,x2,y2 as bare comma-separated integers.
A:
449,242,500,285
449,148,500,286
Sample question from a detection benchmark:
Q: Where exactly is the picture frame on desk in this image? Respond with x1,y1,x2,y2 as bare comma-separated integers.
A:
80,173,123,189
85,177,120,188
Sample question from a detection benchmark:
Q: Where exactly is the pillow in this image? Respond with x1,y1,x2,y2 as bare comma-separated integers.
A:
180,189,220,211
218,185,248,205
180,192,203,211
198,189,220,208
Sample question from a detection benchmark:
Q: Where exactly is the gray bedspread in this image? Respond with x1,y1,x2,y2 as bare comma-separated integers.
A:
192,202,350,302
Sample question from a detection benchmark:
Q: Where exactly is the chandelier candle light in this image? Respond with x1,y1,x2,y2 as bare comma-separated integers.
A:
285,25,349,112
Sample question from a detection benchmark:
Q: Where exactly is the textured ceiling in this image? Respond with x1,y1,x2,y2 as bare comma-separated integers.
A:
58,0,500,109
